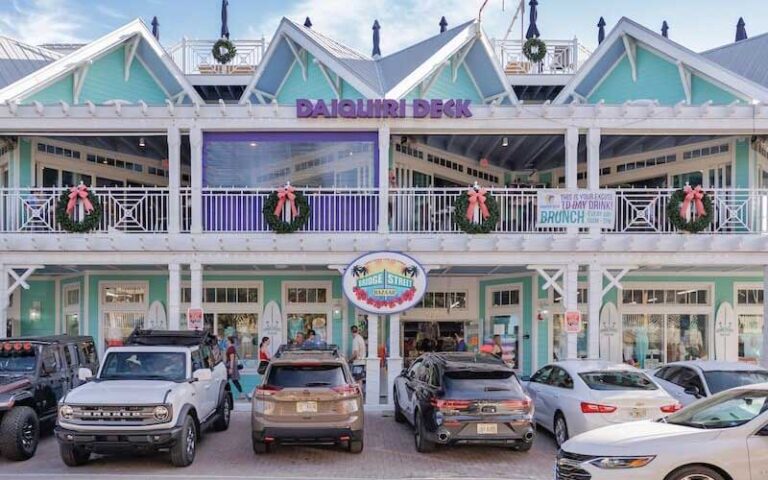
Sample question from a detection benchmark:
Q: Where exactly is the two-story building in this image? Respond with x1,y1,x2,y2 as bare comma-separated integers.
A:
1,14,768,407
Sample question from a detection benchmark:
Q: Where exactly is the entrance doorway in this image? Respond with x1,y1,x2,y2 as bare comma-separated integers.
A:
403,321,464,361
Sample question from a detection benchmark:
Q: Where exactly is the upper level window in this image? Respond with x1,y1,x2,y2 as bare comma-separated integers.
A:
492,289,520,307
622,288,709,305
737,288,764,305
287,288,328,304
415,291,467,309
102,285,145,304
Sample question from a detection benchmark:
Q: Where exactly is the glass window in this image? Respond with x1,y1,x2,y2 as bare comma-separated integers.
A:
42,167,58,187
65,314,79,336
530,366,553,384
0,343,37,373
548,367,574,389
203,133,377,188
666,314,708,362
666,389,768,429
216,314,258,359
267,364,346,388
578,371,658,391
103,286,145,304
622,313,664,369
703,370,768,394
287,313,328,344
553,313,588,360
99,351,186,381
738,314,763,363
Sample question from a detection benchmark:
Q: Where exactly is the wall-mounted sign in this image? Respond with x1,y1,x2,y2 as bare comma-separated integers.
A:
536,190,616,228
564,311,583,334
296,98,472,119
187,308,204,331
343,252,427,315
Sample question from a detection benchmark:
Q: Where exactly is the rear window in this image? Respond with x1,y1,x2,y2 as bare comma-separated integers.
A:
579,371,658,391
267,364,346,388
704,370,768,394
443,369,524,395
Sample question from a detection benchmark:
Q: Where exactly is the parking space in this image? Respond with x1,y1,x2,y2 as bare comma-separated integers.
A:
0,412,557,480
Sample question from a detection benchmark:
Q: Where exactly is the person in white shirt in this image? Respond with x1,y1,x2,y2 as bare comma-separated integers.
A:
350,325,367,366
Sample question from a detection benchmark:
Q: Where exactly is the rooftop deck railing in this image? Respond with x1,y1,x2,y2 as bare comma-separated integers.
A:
492,38,590,75
167,38,267,75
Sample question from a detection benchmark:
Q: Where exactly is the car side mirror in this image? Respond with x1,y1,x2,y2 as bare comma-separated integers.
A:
77,367,93,382
684,386,702,398
193,368,212,382
257,360,269,376
400,368,409,376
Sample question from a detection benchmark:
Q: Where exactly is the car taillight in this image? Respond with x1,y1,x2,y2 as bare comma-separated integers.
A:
501,398,532,411
332,384,360,397
255,385,283,396
660,403,682,413
580,402,617,414
431,398,472,411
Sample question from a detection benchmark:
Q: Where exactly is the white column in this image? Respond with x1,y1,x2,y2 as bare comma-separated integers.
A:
377,124,391,233
762,266,768,369
565,263,579,359
190,262,203,313
365,314,380,406
587,264,602,359
54,278,61,334
167,127,181,234
190,128,203,234
587,128,602,236
0,264,7,339
386,313,402,407
565,127,579,235
168,263,181,330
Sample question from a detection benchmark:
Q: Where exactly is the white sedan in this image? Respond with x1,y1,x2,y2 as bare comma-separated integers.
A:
557,383,768,480
651,360,768,406
525,360,679,446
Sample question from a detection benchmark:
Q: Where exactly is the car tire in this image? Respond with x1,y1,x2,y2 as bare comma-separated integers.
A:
0,406,40,461
553,413,569,448
347,439,364,454
393,391,406,424
510,440,533,452
414,412,436,453
59,443,90,467
212,392,232,432
252,439,270,454
170,415,197,467
665,465,727,480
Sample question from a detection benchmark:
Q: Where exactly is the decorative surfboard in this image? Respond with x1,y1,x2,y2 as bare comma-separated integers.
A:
714,302,736,362
599,302,621,363
260,301,283,357
145,301,167,330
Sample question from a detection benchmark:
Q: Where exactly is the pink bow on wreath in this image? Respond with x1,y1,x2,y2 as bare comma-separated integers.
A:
66,184,94,215
274,184,298,219
466,187,490,222
679,184,706,219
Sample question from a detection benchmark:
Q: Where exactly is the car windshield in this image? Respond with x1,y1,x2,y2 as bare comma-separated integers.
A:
0,344,37,373
665,389,768,429
267,364,346,388
443,369,525,396
703,370,768,394
579,371,658,391
98,351,187,382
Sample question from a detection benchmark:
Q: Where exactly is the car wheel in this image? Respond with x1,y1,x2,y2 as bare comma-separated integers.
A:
666,466,727,480
347,439,364,454
252,438,270,454
59,443,90,467
553,413,569,447
393,391,406,424
510,440,533,452
213,393,232,432
170,415,197,467
414,412,436,453
0,406,40,461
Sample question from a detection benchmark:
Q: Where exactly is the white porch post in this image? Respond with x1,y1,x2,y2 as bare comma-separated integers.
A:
565,127,579,235
587,128,601,236
587,264,602,359
0,264,7,339
366,314,381,406
190,128,203,234
377,124,390,233
386,313,402,407
167,127,181,234
762,266,768,369
190,262,203,317
565,263,579,359
168,263,181,330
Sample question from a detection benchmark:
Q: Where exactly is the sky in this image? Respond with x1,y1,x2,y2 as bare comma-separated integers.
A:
0,0,766,54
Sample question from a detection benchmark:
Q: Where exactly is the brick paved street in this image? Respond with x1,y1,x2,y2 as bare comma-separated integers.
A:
0,412,557,479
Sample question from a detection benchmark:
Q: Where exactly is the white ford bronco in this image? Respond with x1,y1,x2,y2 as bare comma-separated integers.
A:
55,329,232,467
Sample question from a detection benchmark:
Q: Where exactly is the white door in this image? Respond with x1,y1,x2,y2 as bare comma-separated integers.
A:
706,163,732,189
190,349,216,415
748,421,768,479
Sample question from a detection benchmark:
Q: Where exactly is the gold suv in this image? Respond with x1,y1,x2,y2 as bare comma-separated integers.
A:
251,344,364,453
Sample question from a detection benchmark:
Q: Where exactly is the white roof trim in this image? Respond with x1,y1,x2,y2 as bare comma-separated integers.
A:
0,19,203,105
239,18,381,104
554,17,768,105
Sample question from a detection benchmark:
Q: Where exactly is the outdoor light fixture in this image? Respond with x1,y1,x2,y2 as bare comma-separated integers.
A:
138,137,146,148
250,142,258,147
29,301,41,321
502,137,509,147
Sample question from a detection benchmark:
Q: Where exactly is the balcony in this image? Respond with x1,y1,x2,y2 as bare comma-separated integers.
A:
2,187,767,235
493,38,590,76
167,38,267,75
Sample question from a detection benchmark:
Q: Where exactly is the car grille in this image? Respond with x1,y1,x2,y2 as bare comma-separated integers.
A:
69,406,159,425
555,450,596,480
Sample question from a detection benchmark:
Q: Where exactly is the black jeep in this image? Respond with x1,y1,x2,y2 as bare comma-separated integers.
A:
0,335,98,461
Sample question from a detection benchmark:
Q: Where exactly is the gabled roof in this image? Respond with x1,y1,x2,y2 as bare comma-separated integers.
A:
702,33,768,89
0,19,203,104
240,17,516,104
555,17,768,104
0,36,62,89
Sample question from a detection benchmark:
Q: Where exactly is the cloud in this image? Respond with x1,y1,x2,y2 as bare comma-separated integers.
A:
0,0,87,44
248,0,511,56
94,4,127,21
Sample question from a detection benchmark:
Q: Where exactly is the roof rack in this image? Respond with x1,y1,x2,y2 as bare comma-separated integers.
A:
275,343,341,359
124,328,216,347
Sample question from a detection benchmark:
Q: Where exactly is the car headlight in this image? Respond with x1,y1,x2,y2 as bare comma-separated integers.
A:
590,456,656,469
152,405,171,422
59,405,74,420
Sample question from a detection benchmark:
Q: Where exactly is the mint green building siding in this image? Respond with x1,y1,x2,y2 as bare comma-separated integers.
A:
403,64,482,103
18,139,32,188
277,54,365,103
25,75,74,105
735,139,750,188
20,280,56,336
691,75,739,105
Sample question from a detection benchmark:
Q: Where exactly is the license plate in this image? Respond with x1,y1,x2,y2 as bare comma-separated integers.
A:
477,423,497,435
296,401,318,413
629,407,646,419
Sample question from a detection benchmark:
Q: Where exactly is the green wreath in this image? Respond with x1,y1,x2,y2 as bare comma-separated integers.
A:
212,38,237,65
55,188,102,233
454,189,500,234
666,188,713,233
523,37,547,63
262,190,311,233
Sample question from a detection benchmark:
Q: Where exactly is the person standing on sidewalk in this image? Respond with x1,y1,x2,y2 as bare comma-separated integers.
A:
226,336,246,400
350,326,367,365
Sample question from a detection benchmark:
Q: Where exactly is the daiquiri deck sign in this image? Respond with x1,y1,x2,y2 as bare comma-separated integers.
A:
296,99,472,118
343,252,427,315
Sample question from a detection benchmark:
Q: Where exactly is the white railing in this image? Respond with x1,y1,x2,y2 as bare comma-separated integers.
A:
0,187,171,233
201,188,379,232
167,38,267,75
493,38,590,75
